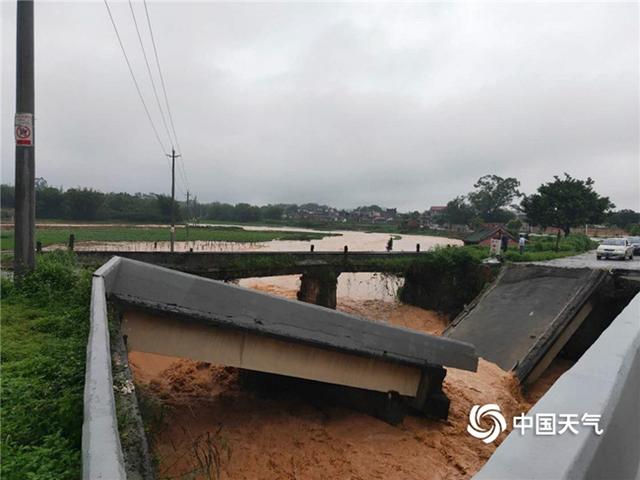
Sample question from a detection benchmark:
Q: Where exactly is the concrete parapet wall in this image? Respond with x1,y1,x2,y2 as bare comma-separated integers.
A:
82,257,126,479
475,293,640,479
76,250,424,279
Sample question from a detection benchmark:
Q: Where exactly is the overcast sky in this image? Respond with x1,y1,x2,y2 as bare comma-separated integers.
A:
1,1,639,210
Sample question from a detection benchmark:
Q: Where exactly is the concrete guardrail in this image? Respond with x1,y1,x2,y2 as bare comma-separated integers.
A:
82,257,126,480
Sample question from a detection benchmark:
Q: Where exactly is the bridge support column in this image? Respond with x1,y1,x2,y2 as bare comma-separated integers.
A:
297,269,338,309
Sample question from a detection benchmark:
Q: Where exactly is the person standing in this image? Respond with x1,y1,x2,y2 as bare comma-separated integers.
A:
519,235,527,254
501,232,509,253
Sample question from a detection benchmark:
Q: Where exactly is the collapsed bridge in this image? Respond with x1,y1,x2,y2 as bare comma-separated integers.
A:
84,256,478,479
445,263,639,384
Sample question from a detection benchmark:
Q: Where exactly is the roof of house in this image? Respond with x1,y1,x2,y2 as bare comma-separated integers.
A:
464,225,516,244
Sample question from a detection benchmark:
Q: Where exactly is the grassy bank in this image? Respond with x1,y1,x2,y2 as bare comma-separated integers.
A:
1,252,91,479
504,234,597,262
0,225,337,251
455,234,597,263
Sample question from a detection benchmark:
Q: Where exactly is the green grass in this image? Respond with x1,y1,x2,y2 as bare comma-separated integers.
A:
1,252,92,479
502,234,597,262
0,225,336,251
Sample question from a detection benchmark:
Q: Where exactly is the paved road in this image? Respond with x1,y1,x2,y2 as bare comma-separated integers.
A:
533,250,640,271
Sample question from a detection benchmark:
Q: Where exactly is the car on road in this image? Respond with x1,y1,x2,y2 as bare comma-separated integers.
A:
627,236,640,255
596,238,634,260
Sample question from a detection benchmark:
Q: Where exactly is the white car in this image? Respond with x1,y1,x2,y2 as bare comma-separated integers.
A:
628,236,640,255
596,238,634,260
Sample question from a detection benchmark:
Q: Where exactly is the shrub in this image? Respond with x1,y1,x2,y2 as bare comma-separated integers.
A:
400,246,493,316
1,253,91,479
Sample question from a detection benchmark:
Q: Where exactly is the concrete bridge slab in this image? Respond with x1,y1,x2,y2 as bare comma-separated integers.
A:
445,264,608,383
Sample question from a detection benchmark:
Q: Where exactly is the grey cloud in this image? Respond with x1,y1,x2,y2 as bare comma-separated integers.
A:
1,1,638,210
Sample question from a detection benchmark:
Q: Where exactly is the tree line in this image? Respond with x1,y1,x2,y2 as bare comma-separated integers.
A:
441,173,638,235
1,180,180,223
0,180,293,223
1,175,637,234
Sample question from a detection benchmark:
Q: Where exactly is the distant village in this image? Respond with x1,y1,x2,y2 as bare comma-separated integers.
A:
280,203,453,229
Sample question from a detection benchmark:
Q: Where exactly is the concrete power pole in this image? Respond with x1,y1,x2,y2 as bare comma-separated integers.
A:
185,190,190,242
14,0,36,278
166,148,180,252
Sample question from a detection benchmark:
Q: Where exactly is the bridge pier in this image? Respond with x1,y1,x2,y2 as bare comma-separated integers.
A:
297,268,338,309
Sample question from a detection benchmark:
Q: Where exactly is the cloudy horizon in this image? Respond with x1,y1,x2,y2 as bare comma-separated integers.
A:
1,1,638,211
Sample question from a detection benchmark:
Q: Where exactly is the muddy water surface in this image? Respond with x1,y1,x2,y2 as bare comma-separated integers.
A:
74,226,461,302
124,227,569,479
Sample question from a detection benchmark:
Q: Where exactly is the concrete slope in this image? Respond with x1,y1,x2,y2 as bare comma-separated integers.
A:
445,264,608,383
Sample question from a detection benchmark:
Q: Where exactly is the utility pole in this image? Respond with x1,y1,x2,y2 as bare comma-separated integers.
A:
14,0,36,279
166,148,180,252
185,190,190,242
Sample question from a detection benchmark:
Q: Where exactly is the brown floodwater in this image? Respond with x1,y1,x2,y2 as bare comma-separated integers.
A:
68,226,461,253
64,226,461,301
126,243,571,480
128,284,539,480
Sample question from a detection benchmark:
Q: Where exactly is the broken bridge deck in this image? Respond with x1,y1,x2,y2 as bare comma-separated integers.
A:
444,264,608,383
104,257,478,422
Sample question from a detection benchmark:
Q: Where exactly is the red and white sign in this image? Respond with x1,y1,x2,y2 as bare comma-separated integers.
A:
15,113,33,147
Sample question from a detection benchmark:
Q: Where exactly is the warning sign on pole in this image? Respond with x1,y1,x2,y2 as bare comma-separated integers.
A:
15,113,33,147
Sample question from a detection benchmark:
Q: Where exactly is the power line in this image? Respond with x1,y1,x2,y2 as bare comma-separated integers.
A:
103,0,168,158
128,0,174,150
142,0,190,191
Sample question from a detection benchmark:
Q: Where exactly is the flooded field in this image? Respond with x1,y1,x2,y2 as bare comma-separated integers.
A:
68,226,462,253
61,225,462,301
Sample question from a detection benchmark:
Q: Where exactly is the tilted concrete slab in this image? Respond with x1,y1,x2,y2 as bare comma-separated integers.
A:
122,309,424,396
109,257,478,373
445,264,608,383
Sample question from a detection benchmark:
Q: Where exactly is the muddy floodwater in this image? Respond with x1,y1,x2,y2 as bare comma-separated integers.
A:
120,227,568,479
71,226,462,302
71,225,461,253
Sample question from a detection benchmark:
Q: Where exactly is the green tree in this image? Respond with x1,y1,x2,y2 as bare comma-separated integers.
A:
506,218,523,235
522,174,614,235
261,205,284,220
234,203,261,222
62,188,104,220
606,209,640,230
36,185,65,219
443,196,475,226
1,184,15,209
467,174,521,222
154,194,181,223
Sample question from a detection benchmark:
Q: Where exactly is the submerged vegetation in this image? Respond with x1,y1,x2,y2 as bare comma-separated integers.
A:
1,252,91,479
